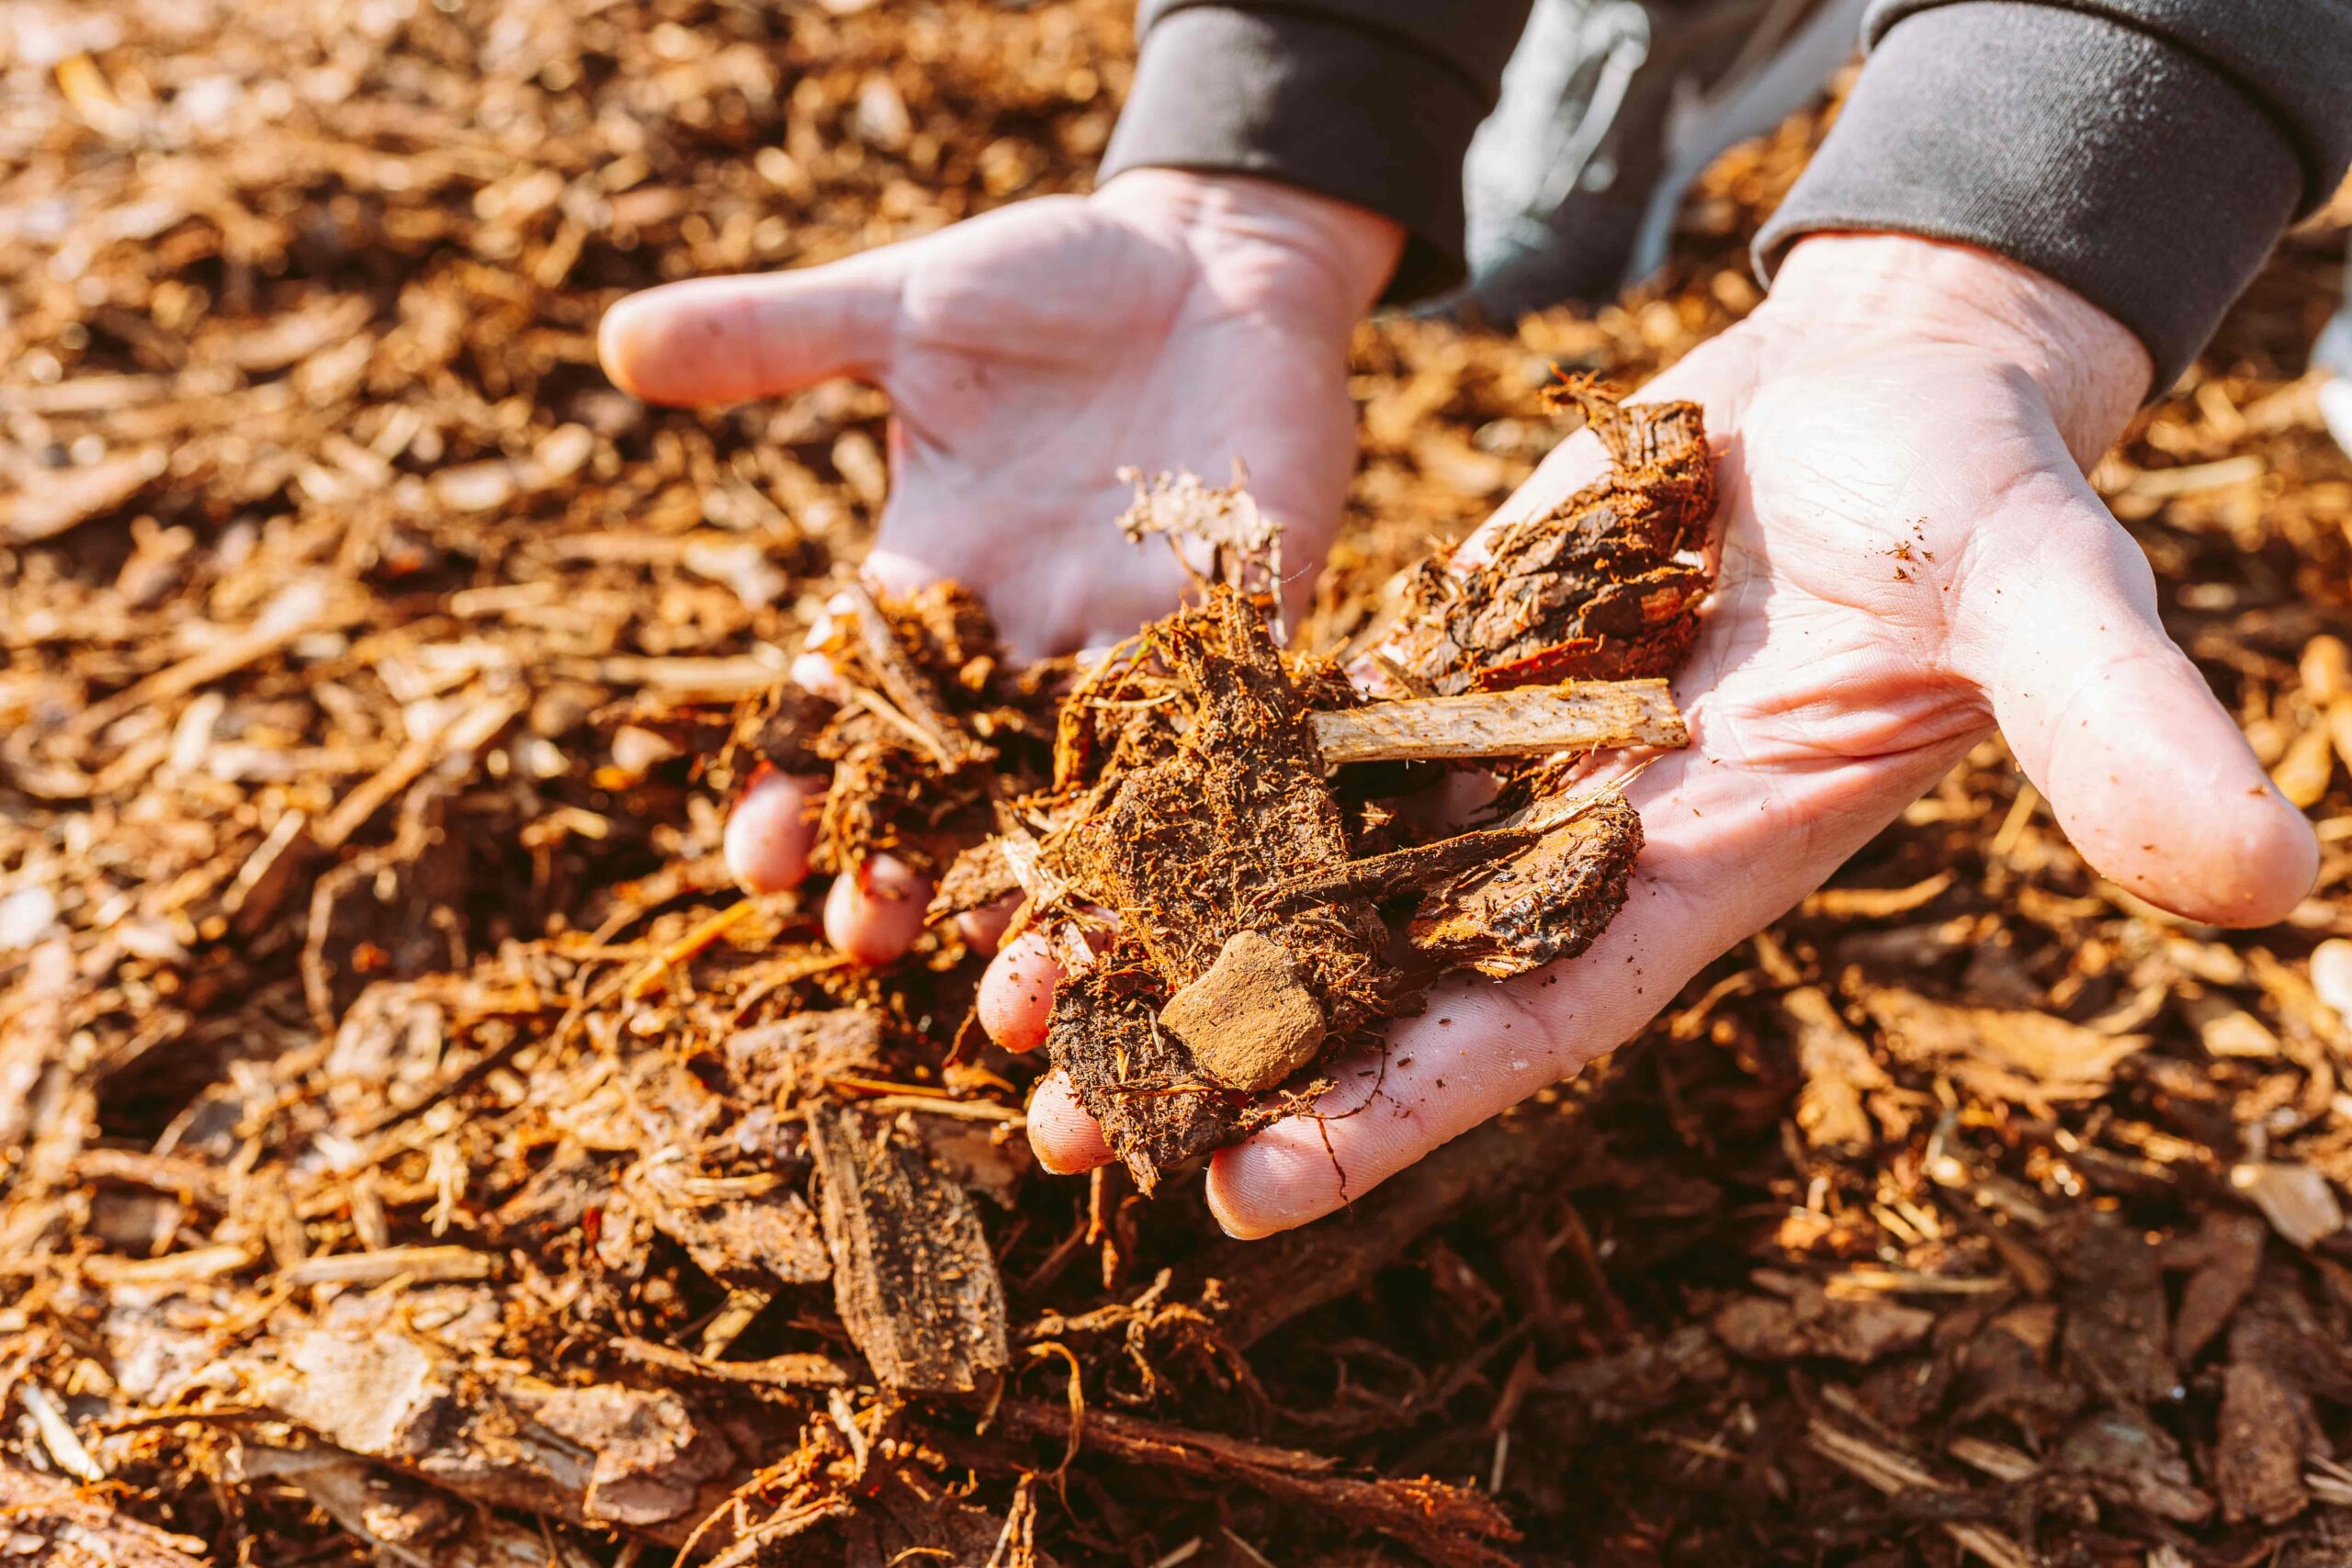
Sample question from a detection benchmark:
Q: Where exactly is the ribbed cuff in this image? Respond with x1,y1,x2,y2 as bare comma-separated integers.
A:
1757,2,2303,392
1100,6,1483,302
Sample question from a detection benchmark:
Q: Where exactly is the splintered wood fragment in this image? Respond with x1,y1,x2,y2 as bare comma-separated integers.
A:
241,1449,560,1568
608,1335,854,1389
4,446,166,542
806,1103,1009,1394
277,1245,496,1286
0,1455,210,1567
990,1403,1521,1568
21,1382,103,1482
82,1242,260,1288
224,808,315,935
624,897,763,999
1805,1419,2034,1568
564,653,785,697
1310,679,1685,764
66,576,354,741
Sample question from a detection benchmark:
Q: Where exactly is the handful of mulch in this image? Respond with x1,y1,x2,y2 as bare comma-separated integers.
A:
757,385,1718,1190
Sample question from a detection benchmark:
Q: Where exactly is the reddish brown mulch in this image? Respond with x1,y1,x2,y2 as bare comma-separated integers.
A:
4,2,2352,1563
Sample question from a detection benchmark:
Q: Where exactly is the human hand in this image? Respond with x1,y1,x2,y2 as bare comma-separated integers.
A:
989,232,2322,1235
598,170,1401,962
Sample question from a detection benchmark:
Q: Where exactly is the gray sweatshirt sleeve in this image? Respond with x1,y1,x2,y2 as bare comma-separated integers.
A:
1101,0,2352,385
1101,1,1536,299
1758,1,2352,389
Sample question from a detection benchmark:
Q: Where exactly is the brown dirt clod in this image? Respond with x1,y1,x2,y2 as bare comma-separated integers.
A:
1159,928,1330,1092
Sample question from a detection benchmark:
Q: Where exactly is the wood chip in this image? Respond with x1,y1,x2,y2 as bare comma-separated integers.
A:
1307,678,1685,764
277,1244,497,1286
2231,1161,2346,1248
806,1104,1009,1394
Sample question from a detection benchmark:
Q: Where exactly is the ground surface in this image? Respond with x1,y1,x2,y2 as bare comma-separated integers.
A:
5,1,2352,1563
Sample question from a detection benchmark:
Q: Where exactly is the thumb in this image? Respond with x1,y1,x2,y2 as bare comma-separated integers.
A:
1963,479,2316,926
598,252,906,406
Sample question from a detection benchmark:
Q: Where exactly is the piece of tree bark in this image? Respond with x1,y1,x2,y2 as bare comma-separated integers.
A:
239,1299,747,1542
0,1454,211,1567
807,1104,1010,1394
1308,679,1686,764
240,1446,578,1568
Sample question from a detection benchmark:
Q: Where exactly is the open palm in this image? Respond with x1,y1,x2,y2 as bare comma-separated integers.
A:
1004,236,2322,1234
600,171,1401,958
603,169,1395,657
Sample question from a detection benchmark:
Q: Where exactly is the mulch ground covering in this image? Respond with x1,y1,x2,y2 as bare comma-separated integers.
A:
5,1,2352,1562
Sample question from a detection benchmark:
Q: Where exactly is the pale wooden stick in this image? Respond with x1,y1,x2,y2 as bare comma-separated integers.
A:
1309,678,1686,764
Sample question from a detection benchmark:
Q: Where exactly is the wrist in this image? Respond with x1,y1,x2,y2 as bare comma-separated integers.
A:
1093,168,1405,324
1760,234,2153,465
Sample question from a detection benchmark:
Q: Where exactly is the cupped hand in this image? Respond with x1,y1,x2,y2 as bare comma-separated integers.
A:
989,232,2322,1235
598,170,1402,961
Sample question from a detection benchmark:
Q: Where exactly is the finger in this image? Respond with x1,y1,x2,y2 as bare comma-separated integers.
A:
1025,1069,1114,1175
978,930,1065,1052
1204,932,1667,1239
1204,711,1965,1236
1959,479,2318,926
956,894,1021,958
789,650,851,705
597,254,907,407
722,770,827,894
822,853,935,966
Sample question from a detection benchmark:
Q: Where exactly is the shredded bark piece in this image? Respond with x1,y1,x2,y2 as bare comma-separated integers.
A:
1039,590,1385,1186
806,1103,1011,1394
1020,391,1713,1180
742,580,1056,877
1407,793,1644,978
1388,391,1715,694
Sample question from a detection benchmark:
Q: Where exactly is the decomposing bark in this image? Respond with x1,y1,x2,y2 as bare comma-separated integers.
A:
236,1292,753,1541
1041,592,1392,1189
1404,791,1643,978
807,1103,1012,1393
240,1447,571,1568
735,580,1057,879
1385,387,1716,692
1010,392,1710,1187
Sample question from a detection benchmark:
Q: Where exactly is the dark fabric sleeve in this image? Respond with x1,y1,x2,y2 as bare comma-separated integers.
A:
1758,0,2352,390
1099,1,1536,300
